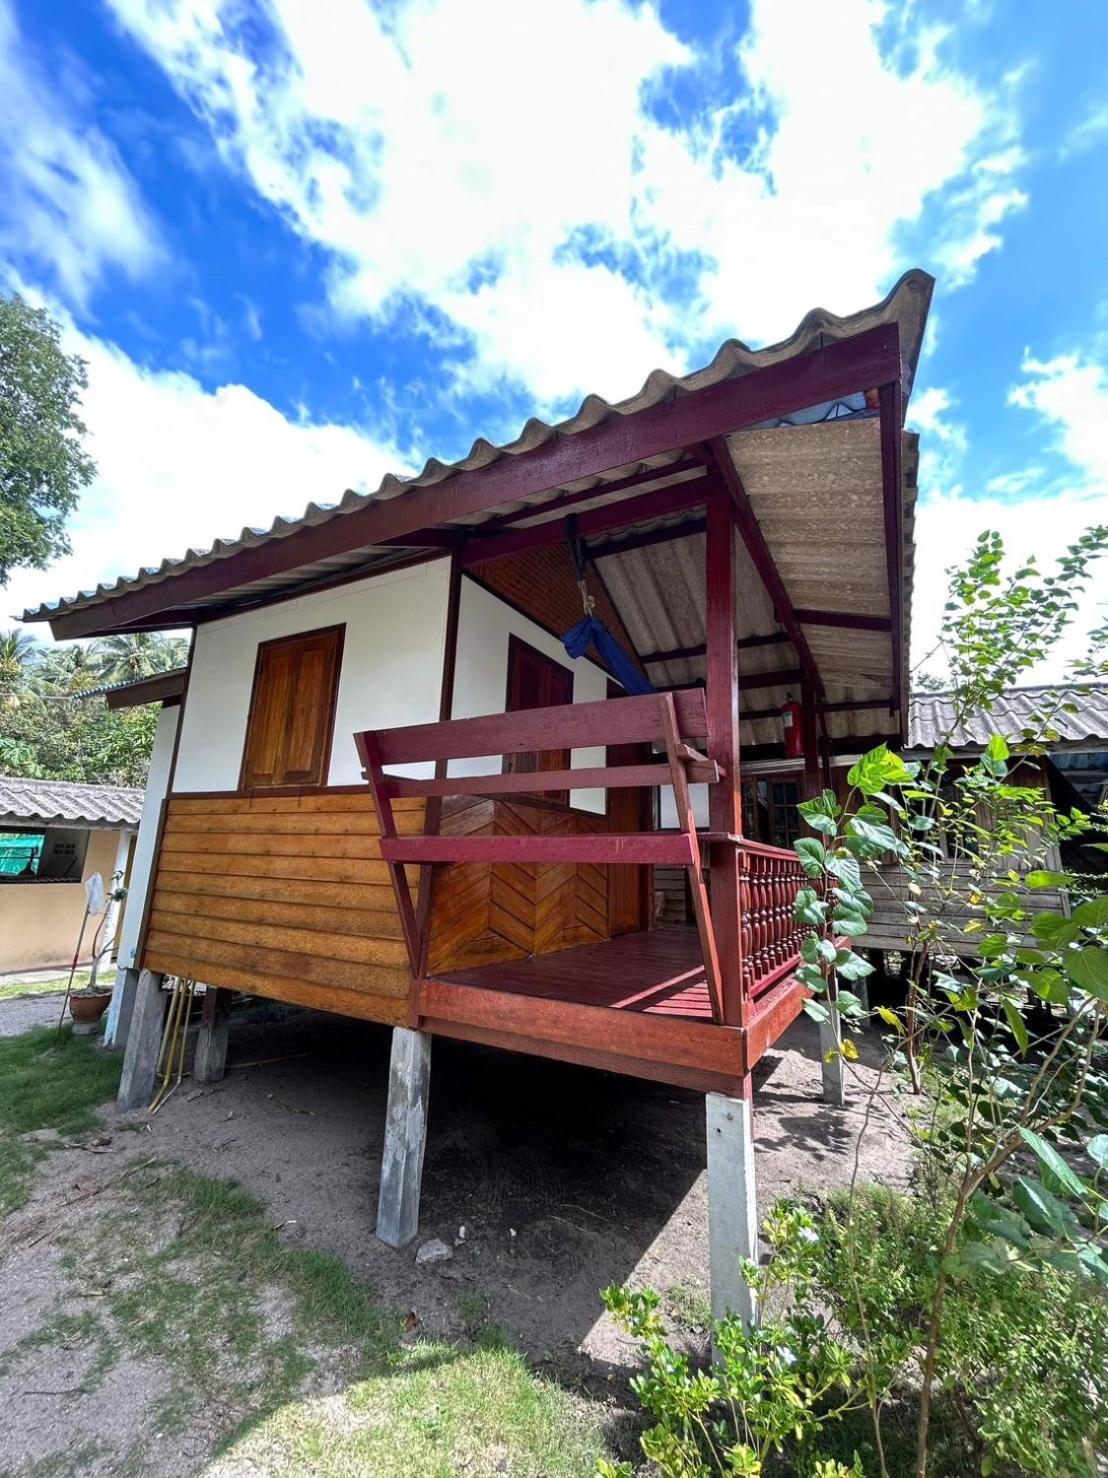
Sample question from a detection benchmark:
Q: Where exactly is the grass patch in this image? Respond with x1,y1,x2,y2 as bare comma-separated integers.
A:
5,1162,609,1475
0,970,89,1003
0,1024,121,1213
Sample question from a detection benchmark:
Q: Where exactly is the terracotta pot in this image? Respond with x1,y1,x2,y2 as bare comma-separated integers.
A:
69,991,112,1025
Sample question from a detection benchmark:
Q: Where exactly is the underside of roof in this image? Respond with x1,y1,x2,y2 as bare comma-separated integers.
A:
26,270,930,628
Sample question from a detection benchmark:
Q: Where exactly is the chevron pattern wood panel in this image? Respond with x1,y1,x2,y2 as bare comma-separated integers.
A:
427,795,611,975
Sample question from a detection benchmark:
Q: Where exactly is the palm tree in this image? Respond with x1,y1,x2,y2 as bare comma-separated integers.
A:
92,633,188,685
32,642,102,695
0,629,38,698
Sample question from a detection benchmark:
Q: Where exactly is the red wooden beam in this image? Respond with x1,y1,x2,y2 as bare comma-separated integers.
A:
878,379,907,722
585,516,706,560
706,439,827,704
381,832,698,866
641,632,790,665
793,609,892,633
48,325,902,639
459,478,714,567
819,696,897,714
704,491,745,1028
475,459,709,532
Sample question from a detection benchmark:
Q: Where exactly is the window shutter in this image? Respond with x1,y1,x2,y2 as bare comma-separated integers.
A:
240,626,344,790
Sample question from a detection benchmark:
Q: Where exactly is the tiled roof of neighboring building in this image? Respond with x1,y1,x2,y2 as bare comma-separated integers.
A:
0,775,144,829
908,683,1108,752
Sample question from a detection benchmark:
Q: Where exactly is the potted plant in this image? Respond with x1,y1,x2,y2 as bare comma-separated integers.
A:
64,871,128,1031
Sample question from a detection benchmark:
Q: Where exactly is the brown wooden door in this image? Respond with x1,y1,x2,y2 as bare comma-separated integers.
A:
240,625,344,790
504,635,574,800
606,679,653,934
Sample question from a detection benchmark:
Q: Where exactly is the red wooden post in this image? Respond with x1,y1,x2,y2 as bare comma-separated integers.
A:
705,490,745,1028
800,677,821,801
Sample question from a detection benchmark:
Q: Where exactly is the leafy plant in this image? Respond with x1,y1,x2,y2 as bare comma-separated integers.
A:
0,293,95,583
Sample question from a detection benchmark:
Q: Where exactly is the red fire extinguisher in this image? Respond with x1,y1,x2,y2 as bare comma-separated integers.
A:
781,696,803,759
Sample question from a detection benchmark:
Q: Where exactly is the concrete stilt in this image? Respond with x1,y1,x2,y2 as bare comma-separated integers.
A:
117,969,167,1111
105,966,140,1050
819,1002,847,1107
376,1027,432,1248
706,1089,759,1331
194,988,232,1084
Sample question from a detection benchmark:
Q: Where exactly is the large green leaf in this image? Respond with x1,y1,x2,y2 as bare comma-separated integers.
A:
1065,946,1108,1000
1087,1135,1108,1172
1026,869,1071,890
1012,1176,1079,1239
1002,999,1029,1054
1018,1127,1087,1199
1073,896,1108,929
793,837,826,878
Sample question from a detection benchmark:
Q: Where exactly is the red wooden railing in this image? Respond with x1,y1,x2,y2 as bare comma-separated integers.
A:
737,839,810,999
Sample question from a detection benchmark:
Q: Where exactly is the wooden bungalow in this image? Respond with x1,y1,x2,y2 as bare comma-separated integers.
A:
24,269,933,1319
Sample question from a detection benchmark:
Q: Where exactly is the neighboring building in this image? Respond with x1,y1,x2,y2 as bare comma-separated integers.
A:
0,776,142,974
859,683,1108,958
24,268,932,1319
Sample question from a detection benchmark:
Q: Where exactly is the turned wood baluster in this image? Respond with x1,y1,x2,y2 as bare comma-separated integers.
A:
739,857,754,996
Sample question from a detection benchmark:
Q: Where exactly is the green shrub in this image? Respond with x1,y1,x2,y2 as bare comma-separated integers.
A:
603,1186,1108,1477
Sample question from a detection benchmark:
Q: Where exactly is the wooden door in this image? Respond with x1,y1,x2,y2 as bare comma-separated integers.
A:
606,679,653,934
503,635,574,801
239,625,345,790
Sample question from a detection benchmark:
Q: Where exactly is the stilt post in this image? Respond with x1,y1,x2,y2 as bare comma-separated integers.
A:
117,968,167,1111
194,987,232,1084
377,1026,433,1248
819,1004,847,1107
706,1082,759,1334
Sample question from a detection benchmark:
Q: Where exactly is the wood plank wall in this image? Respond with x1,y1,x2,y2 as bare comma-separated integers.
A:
143,789,424,1024
862,860,1067,956
427,796,610,974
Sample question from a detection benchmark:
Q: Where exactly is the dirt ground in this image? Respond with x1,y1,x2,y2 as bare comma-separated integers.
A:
0,997,909,1475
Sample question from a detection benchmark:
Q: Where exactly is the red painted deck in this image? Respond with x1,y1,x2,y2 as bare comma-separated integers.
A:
432,927,715,1020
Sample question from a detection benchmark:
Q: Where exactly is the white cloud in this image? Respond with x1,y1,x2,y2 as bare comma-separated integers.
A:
4,319,403,635
1008,350,1108,493
1060,102,1108,159
911,345,1108,684
103,0,1027,407
909,384,967,497
0,0,160,305
911,485,1108,685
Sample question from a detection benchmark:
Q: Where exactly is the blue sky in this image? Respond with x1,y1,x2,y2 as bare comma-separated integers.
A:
1,0,1106,678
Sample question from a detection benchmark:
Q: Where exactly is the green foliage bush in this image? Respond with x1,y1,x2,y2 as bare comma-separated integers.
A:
602,1186,1108,1477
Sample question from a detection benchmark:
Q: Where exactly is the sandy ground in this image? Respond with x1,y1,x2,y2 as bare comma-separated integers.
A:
0,997,908,1474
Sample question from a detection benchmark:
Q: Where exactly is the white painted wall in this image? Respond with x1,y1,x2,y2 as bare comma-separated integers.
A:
116,703,178,971
173,560,452,791
169,559,612,814
450,577,609,813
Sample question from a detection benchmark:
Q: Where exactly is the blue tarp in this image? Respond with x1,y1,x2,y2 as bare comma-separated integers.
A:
562,614,655,696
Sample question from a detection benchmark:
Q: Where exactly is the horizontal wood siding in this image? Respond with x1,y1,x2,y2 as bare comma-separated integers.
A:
143,790,424,1024
863,862,1067,955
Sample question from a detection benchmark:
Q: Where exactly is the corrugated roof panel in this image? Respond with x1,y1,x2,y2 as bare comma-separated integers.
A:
23,269,933,628
0,776,143,828
908,684,1108,752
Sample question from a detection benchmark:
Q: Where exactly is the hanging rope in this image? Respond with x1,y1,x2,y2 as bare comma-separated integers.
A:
561,517,655,696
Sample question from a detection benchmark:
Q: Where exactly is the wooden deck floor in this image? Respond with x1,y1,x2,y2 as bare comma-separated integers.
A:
432,927,714,1020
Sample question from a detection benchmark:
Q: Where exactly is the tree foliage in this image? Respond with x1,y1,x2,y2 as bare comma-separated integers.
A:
0,294,95,584
0,629,184,785
604,526,1108,1478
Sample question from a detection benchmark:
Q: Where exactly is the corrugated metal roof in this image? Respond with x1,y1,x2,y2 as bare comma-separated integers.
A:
22,269,932,629
908,684,1108,752
0,776,143,828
